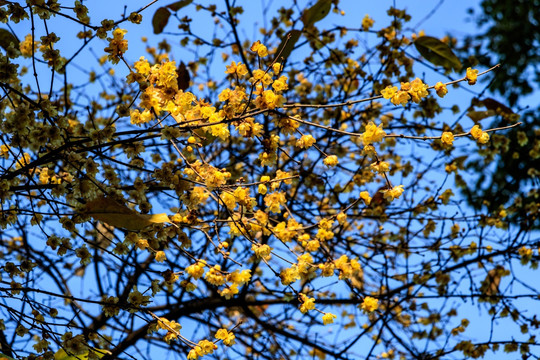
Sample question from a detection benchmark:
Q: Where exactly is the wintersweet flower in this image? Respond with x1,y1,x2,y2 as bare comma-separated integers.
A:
479,132,490,144
470,125,483,139
466,67,479,85
323,155,339,167
381,85,398,99
360,296,379,313
362,121,386,145
441,131,455,146
322,312,337,325
250,40,268,57
434,82,448,98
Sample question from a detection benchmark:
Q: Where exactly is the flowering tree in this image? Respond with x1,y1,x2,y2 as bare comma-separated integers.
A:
0,1,538,360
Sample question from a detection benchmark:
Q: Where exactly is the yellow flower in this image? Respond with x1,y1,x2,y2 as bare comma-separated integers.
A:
434,82,448,98
215,328,236,346
322,312,337,325
205,265,226,286
296,134,316,149
0,144,10,159
134,56,151,76
225,61,248,77
104,28,128,64
390,90,410,106
280,265,300,285
359,191,372,206
186,261,206,279
466,67,479,85
20,34,40,58
408,78,429,103
360,296,379,313
380,85,397,99
252,243,272,259
250,40,268,57
370,161,390,173
272,75,289,92
362,121,386,145
299,293,316,313
441,131,455,146
155,251,166,262
361,14,374,31
381,185,404,202
264,191,287,213
323,155,339,167
470,125,483,139
479,132,490,144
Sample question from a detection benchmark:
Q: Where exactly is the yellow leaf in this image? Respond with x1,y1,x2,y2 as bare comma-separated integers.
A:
85,196,173,231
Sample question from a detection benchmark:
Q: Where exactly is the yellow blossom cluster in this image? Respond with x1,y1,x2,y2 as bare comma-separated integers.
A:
127,286,151,311
299,293,316,313
273,217,301,242
362,121,386,145
334,255,363,283
296,134,316,149
361,14,374,31
323,155,339,167
258,134,280,166
316,218,335,241
434,82,448,97
205,265,226,286
218,269,252,299
225,61,248,77
104,28,128,64
250,40,268,57
470,125,490,144
235,117,264,138
155,317,182,343
280,264,301,285
215,328,236,346
360,296,379,313
20,34,40,57
187,340,218,360
186,260,206,280
380,185,405,202
360,191,372,205
322,312,337,325
221,186,255,210
183,161,231,189
264,191,287,213
252,243,272,259
381,77,445,106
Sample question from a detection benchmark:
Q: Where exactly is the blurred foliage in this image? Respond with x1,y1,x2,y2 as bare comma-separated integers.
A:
458,0,540,228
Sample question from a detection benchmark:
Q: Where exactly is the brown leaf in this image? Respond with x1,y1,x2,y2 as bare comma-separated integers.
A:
176,61,190,91
85,196,172,231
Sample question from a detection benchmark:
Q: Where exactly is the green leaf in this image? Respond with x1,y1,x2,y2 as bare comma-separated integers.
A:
414,36,462,71
467,110,496,121
0,28,19,52
167,0,193,12
152,7,171,34
302,0,332,27
275,29,302,64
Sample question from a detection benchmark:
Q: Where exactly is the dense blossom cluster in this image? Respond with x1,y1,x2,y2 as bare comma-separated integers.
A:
0,2,534,360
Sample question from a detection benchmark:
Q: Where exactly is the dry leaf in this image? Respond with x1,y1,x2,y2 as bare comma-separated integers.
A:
85,196,173,231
